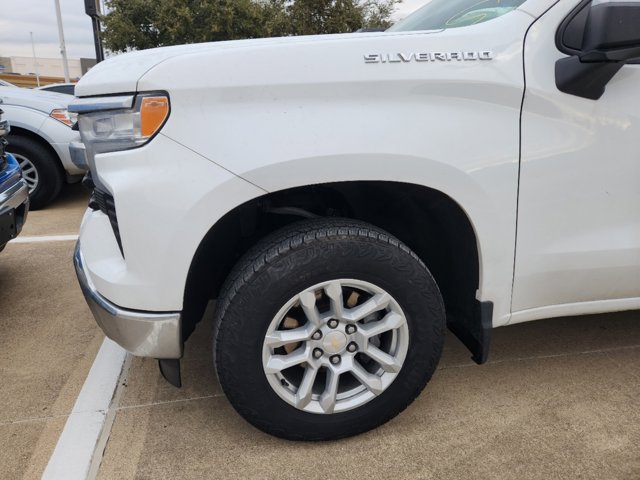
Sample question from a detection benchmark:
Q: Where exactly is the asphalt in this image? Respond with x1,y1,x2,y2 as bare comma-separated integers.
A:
1,183,639,480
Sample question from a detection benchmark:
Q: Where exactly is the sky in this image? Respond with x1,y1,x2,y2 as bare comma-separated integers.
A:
0,0,431,61
0,0,98,59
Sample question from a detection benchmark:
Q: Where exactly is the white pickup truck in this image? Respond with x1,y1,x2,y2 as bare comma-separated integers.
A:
71,0,640,440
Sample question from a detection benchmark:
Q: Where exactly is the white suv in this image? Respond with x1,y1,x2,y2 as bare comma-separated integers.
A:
0,85,85,209
71,0,640,440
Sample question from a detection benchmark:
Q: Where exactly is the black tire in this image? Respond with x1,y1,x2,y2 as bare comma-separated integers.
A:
7,135,64,210
213,218,446,440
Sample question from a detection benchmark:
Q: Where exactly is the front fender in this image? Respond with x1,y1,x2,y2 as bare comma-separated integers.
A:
1,105,48,134
242,153,516,327
143,12,537,325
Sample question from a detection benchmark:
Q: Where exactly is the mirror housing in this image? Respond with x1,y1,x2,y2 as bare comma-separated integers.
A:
581,1,640,61
556,0,640,100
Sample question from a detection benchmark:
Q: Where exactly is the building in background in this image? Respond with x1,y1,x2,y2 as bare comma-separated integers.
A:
0,56,96,79
0,57,11,75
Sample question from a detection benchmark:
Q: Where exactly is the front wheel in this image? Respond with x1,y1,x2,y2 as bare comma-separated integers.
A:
213,219,445,440
7,135,64,210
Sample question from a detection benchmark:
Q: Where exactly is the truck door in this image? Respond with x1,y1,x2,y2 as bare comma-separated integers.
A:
512,0,640,319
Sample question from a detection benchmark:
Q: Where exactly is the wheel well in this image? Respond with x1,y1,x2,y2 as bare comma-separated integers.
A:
7,127,64,171
182,181,488,361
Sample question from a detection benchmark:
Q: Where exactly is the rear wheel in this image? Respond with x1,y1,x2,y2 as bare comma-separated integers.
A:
213,218,446,440
7,135,63,210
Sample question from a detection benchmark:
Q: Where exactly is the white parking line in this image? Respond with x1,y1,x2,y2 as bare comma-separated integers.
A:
42,338,130,480
11,234,79,243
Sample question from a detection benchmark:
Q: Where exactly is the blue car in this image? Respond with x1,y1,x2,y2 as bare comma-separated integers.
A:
0,109,29,252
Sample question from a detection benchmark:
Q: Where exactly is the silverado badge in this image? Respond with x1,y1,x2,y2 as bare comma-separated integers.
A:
364,51,493,63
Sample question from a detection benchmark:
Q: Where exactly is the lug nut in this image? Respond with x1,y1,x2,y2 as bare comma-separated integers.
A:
313,348,324,359
347,342,358,353
345,324,357,335
312,331,322,340
330,355,341,365
327,319,339,329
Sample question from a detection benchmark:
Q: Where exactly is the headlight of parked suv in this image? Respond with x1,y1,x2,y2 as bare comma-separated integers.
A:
50,108,78,127
77,93,170,154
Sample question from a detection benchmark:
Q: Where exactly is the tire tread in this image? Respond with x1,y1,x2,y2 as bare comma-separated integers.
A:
213,218,445,440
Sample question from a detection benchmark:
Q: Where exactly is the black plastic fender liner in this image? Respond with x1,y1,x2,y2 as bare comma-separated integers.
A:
447,301,493,365
159,359,182,388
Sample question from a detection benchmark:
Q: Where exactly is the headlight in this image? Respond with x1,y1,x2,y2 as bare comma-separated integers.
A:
77,93,170,154
50,108,78,127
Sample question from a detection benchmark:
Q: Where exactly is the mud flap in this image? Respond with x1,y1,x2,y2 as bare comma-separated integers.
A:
447,301,493,365
158,359,182,388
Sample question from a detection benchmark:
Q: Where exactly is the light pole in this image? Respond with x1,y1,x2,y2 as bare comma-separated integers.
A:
54,0,70,82
85,0,105,63
29,32,40,87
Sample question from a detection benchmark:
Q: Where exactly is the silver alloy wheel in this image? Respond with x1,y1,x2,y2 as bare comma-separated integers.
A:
262,279,409,414
13,153,38,193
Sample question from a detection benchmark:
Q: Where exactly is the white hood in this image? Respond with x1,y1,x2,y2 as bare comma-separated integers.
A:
75,33,395,97
76,43,218,97
0,86,71,113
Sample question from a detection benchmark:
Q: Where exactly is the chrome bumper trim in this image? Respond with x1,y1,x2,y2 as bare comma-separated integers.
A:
68,141,88,170
0,178,29,212
74,243,183,359
68,95,135,113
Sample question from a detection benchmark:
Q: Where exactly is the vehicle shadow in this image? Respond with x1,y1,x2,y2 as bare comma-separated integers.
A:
47,182,89,210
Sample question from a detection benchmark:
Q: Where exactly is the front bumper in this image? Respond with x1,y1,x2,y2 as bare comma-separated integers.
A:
0,177,29,249
68,141,88,171
74,242,183,359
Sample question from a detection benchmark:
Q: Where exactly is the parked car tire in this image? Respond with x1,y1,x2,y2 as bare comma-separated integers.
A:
7,135,64,210
213,218,446,440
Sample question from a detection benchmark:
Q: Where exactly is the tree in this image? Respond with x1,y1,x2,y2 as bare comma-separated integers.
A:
102,0,401,53
284,0,400,35
103,0,266,52
359,0,400,30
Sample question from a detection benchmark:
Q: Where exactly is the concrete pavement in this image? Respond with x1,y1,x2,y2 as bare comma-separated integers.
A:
20,184,88,237
99,311,640,480
0,185,100,479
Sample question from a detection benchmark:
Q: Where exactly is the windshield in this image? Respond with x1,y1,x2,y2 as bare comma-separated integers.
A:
0,80,17,88
389,0,527,32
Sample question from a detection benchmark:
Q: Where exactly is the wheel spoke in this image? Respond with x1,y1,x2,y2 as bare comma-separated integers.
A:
342,292,390,322
295,365,319,409
358,311,405,339
319,368,340,413
264,325,312,349
351,361,383,395
15,156,38,191
263,279,410,414
325,281,344,319
264,348,310,374
364,344,402,373
299,291,322,327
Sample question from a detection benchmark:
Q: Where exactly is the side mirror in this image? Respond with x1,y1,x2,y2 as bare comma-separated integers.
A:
556,0,640,100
